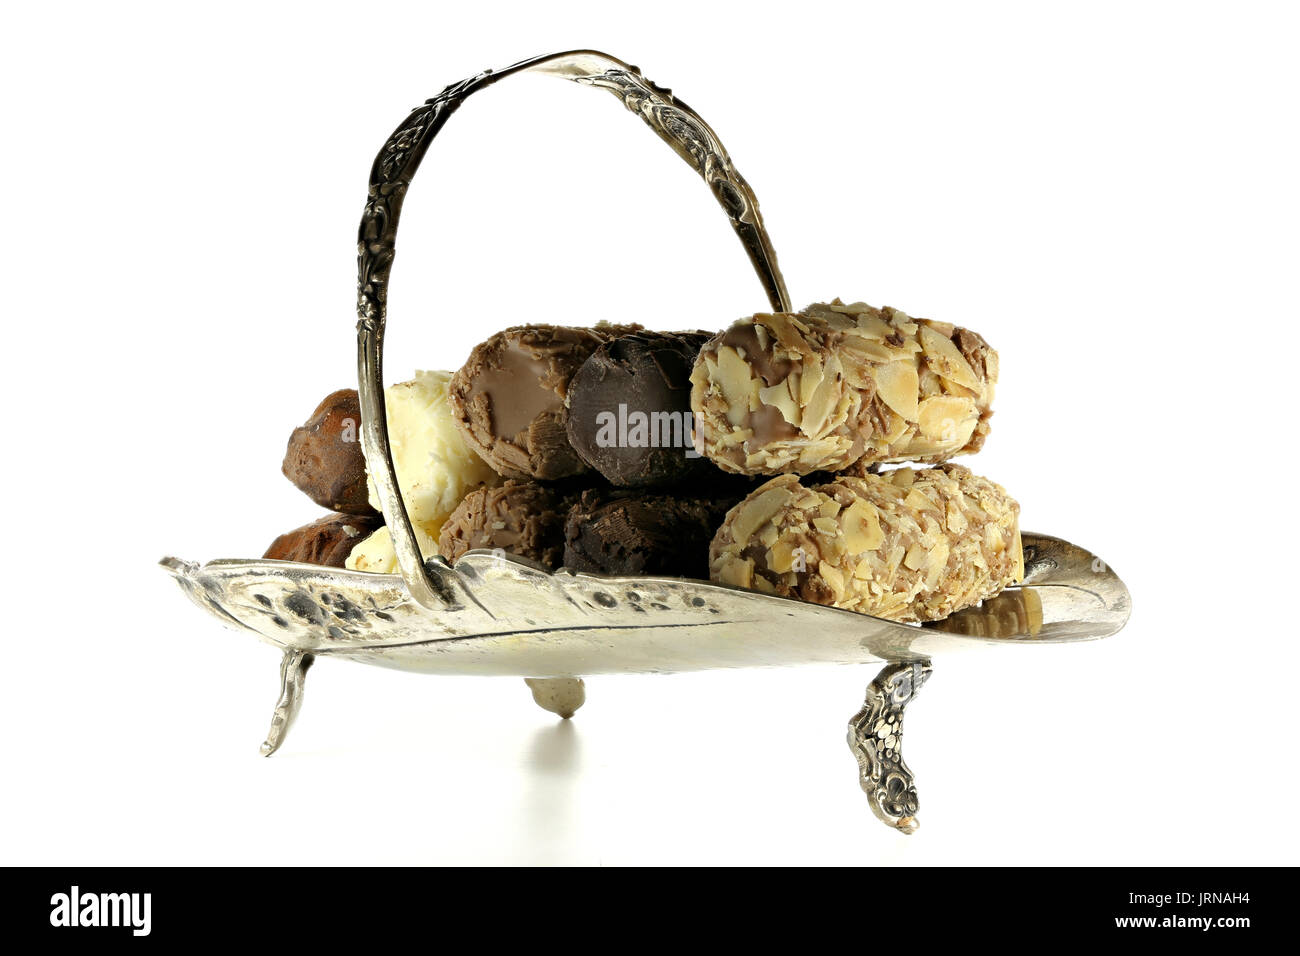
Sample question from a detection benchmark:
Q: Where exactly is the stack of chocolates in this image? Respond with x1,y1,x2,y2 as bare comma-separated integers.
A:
265,300,1023,624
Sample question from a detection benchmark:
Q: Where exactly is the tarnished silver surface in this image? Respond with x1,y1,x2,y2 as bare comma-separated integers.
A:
161,533,1128,677
355,50,789,609
849,661,932,834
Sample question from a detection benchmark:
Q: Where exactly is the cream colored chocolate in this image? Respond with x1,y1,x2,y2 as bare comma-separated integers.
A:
709,464,1022,623
689,300,997,475
363,370,500,531
345,521,441,575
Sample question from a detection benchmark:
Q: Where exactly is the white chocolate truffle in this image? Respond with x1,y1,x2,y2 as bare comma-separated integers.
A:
348,369,499,573
344,522,441,575
364,369,500,527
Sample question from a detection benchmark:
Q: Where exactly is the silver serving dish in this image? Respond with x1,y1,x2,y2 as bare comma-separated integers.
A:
163,50,1130,833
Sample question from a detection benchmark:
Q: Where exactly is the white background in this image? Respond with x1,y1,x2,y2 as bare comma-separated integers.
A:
2,1,1297,865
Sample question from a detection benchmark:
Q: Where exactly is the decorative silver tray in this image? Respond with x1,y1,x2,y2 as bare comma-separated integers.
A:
163,50,1130,833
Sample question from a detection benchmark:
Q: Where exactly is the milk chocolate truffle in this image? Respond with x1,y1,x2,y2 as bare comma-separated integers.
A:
709,465,1022,622
438,479,576,570
263,513,383,568
566,330,713,487
282,389,375,515
449,324,638,480
562,488,740,579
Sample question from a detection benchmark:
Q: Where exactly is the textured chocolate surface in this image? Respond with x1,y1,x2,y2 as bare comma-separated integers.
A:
263,513,384,568
282,389,376,515
449,324,639,480
566,330,713,487
562,487,741,578
439,479,578,571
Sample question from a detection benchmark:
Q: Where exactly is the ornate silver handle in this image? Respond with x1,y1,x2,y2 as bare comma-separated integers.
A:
356,49,791,608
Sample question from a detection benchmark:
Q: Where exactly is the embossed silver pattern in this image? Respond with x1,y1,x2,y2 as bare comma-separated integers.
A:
849,661,933,834
355,50,790,607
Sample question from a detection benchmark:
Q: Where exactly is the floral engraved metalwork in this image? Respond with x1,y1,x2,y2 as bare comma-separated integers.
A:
848,660,933,834
353,51,791,609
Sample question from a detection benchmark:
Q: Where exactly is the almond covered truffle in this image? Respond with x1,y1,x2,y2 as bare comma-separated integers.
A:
709,464,1022,622
689,301,997,476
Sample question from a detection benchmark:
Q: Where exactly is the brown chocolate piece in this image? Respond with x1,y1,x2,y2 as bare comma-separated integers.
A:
448,324,639,480
438,479,578,571
263,513,384,568
281,389,376,515
562,487,742,579
566,330,714,487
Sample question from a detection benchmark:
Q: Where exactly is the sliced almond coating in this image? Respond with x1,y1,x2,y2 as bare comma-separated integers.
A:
715,555,754,588
715,345,757,426
799,355,824,408
873,361,921,422
925,538,951,588
917,395,977,441
812,516,839,534
905,488,939,512
819,562,846,598
759,381,802,426
842,338,897,364
767,538,802,574
801,366,840,437
918,324,981,390
903,543,929,571
730,483,797,545
842,498,884,553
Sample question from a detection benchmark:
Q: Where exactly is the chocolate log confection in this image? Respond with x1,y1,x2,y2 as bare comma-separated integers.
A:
690,300,998,476
282,389,376,515
263,513,384,568
566,330,714,487
438,479,577,571
449,324,640,480
563,488,741,578
709,464,1022,622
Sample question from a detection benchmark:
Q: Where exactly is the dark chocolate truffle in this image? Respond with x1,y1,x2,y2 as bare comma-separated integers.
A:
263,513,383,568
566,330,713,487
282,389,376,515
562,487,742,579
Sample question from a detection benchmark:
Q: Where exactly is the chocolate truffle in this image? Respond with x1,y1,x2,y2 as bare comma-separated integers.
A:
689,301,998,476
263,513,383,568
449,324,639,480
562,488,741,579
566,330,713,487
439,479,577,571
282,389,376,515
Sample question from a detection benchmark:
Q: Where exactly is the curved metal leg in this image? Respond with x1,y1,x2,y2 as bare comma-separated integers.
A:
260,649,314,756
848,660,932,834
524,677,586,719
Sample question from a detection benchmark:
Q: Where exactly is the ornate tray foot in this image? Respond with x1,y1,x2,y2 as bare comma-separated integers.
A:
848,660,932,834
524,677,586,718
261,649,314,756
